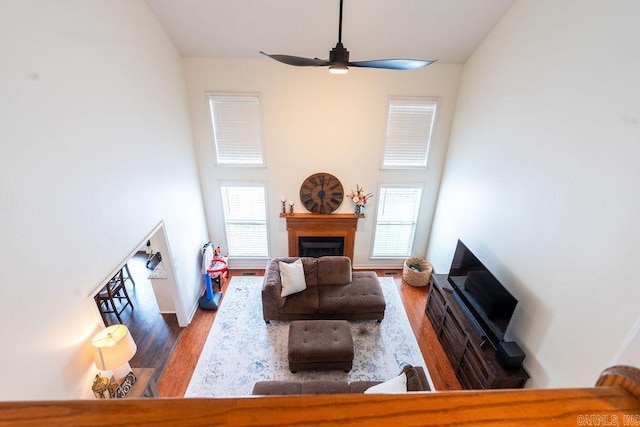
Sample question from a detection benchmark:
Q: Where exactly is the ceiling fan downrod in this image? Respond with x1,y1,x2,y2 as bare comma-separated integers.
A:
329,0,349,73
337,0,344,44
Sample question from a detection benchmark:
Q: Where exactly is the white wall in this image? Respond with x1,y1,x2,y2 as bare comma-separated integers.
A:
427,0,640,387
0,1,208,400
184,59,462,269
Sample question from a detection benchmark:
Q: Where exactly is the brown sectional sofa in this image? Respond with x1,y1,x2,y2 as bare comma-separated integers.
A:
261,256,386,322
252,365,431,395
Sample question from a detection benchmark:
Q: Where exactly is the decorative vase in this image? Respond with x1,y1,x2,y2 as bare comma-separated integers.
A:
355,204,364,216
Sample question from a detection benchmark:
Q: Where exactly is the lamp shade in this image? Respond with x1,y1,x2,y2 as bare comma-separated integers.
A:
91,324,137,370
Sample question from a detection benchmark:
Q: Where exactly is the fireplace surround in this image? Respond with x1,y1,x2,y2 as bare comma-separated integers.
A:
280,213,363,261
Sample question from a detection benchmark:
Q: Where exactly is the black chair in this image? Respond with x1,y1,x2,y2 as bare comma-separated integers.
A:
122,262,136,288
95,268,134,325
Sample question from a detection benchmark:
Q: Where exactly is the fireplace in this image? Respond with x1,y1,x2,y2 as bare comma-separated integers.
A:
280,213,362,261
298,236,345,257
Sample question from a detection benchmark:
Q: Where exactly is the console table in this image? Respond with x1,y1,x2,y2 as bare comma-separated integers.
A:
425,274,529,389
125,368,158,398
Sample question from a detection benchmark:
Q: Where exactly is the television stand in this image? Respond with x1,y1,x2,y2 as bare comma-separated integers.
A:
426,274,529,389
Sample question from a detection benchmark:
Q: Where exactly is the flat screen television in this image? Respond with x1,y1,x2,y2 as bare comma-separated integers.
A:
447,240,518,349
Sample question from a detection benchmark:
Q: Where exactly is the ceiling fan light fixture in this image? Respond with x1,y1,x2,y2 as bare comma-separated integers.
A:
329,64,348,75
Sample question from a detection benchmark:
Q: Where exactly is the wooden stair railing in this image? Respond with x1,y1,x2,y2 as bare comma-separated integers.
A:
0,365,638,426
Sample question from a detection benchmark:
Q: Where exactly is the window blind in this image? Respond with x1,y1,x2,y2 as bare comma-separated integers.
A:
372,186,423,258
208,94,265,166
219,183,269,257
382,98,438,169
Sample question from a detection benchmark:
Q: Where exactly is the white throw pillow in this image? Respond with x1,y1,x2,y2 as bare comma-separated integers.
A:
364,372,407,394
279,259,307,297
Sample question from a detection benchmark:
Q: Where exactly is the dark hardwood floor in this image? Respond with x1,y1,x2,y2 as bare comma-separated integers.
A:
156,268,461,397
98,254,183,386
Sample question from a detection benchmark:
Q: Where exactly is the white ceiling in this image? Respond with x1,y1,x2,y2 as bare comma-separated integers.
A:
145,0,515,64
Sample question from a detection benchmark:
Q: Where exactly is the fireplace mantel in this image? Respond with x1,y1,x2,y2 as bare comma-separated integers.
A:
280,213,363,261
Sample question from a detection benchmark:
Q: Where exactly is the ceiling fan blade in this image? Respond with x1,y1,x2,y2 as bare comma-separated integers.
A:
349,59,436,70
260,52,329,67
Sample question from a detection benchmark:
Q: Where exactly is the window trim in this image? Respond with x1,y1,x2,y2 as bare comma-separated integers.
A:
370,183,424,259
380,96,439,170
206,92,267,168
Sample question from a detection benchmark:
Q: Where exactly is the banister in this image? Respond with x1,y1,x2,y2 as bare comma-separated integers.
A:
0,365,638,427
596,365,640,403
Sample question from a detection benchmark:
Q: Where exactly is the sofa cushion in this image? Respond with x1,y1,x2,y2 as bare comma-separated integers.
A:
299,257,319,287
405,367,423,391
279,285,319,315
271,258,319,290
318,272,385,315
317,256,352,286
349,381,382,393
402,365,428,391
301,381,350,394
252,381,301,395
275,258,319,314
364,372,407,394
279,259,307,297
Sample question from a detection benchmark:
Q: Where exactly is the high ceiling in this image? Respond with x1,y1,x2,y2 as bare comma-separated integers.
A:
145,0,515,64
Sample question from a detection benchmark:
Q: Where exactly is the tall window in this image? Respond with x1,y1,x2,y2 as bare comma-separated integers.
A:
382,97,438,169
371,185,423,258
219,182,269,257
208,93,265,166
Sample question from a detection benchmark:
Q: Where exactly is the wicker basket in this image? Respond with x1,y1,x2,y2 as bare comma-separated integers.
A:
402,257,433,287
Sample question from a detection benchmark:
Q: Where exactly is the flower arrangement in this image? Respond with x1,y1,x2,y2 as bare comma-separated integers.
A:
348,185,373,206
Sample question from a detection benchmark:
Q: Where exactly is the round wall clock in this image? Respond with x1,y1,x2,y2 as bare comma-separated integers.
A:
299,172,344,214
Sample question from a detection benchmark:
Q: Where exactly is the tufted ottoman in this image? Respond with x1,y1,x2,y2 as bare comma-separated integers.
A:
288,320,354,372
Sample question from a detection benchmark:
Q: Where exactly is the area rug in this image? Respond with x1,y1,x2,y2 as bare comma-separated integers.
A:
184,276,435,397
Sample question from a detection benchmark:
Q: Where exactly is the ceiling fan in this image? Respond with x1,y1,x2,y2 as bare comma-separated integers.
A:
260,0,436,74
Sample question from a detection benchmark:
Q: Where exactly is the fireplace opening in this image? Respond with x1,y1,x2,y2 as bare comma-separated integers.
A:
298,236,345,258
